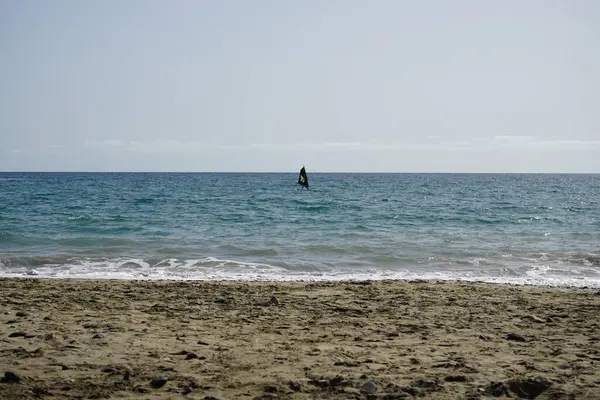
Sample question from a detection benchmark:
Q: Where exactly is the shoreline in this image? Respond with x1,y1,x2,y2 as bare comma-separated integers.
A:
1,275,598,290
1,278,599,399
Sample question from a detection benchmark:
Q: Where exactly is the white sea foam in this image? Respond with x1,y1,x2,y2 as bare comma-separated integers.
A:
1,256,599,288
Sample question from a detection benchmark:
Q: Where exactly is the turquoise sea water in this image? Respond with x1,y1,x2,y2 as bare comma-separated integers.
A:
1,172,599,287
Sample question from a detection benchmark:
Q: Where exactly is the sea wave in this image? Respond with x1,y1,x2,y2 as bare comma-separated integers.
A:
217,244,279,256
525,251,600,266
0,232,15,242
0,254,599,288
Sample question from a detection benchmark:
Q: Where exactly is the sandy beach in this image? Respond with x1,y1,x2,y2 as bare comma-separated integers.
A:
1,278,599,399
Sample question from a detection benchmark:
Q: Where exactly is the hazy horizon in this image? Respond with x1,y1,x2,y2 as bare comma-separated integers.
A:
2,170,599,175
1,1,599,173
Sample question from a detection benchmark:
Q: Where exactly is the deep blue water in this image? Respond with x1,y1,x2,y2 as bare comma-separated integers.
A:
1,172,599,286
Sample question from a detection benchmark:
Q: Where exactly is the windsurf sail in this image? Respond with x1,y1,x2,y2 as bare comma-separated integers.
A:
298,166,309,189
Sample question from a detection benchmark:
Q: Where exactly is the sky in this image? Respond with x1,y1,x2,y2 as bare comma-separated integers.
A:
1,0,599,172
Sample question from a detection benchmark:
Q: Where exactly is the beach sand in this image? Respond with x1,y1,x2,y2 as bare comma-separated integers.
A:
1,278,599,399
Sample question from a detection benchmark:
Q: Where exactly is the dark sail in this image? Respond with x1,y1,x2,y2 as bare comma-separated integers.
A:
298,166,309,189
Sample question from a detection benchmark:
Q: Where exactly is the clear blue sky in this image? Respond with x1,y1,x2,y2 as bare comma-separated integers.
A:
1,0,599,172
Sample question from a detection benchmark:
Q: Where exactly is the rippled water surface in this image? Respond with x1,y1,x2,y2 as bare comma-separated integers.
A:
1,172,599,286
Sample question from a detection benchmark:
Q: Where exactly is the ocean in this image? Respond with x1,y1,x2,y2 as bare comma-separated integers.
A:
1,172,599,287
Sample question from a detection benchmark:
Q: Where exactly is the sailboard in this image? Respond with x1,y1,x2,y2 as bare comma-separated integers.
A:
298,166,309,189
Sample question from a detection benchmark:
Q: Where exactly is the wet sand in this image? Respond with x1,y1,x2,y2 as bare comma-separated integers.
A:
1,278,599,399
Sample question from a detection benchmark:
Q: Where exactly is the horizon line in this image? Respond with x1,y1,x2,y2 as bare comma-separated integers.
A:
1,170,599,175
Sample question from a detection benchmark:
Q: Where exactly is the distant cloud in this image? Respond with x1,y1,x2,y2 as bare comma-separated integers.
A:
78,139,242,153
125,140,242,154
320,142,364,148
250,138,600,152
10,146,62,154
488,136,600,150
84,139,123,147
250,142,362,149
491,135,535,145
532,139,600,150
250,142,389,151
13,137,599,158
